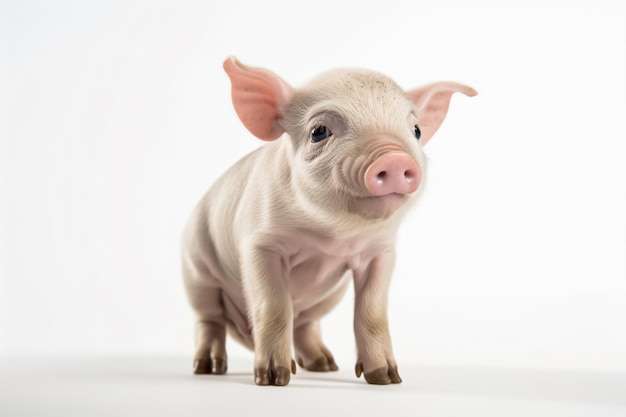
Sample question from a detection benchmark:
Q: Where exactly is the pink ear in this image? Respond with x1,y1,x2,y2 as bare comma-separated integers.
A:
223,57,294,141
407,82,477,146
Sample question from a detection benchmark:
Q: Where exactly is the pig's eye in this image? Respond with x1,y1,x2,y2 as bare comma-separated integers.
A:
311,125,332,143
413,124,421,141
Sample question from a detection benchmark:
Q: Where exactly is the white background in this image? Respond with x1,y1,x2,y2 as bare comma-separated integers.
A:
1,0,625,375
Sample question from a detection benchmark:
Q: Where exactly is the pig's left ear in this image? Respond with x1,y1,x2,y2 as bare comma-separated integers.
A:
407,82,477,146
223,56,294,141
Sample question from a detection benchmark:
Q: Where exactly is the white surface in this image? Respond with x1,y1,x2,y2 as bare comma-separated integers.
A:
1,0,626,380
1,356,625,417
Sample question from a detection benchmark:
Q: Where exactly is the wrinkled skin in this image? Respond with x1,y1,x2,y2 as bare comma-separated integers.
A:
182,57,476,386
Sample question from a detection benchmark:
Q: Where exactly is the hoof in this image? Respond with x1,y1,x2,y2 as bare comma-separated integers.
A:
356,363,402,385
298,356,338,372
194,358,227,375
254,360,296,386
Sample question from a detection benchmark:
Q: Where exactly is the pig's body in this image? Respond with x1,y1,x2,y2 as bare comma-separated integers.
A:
182,58,476,386
183,143,366,349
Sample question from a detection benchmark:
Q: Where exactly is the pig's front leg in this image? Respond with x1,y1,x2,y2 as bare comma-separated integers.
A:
241,246,296,386
353,252,402,385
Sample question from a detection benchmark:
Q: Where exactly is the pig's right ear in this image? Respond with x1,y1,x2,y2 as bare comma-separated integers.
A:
407,82,477,146
223,57,294,141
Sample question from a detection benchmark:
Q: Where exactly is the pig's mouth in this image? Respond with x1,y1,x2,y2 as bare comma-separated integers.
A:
352,193,408,219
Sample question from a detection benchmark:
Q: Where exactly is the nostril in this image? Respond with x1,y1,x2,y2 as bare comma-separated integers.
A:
375,168,418,185
404,169,416,182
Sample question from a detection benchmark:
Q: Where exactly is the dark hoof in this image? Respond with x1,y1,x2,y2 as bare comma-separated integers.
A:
194,358,227,375
255,366,291,386
254,360,296,386
356,363,402,385
299,356,338,372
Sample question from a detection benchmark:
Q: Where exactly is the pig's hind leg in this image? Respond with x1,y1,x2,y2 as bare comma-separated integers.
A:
294,322,338,371
193,316,227,374
183,258,228,375
293,278,350,372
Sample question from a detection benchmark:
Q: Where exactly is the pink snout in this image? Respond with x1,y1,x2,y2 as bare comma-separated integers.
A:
365,152,421,196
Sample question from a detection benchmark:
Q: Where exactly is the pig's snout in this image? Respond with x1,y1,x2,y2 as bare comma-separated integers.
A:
365,153,421,196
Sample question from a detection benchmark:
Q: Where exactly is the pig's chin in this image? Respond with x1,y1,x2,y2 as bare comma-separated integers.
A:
350,193,409,220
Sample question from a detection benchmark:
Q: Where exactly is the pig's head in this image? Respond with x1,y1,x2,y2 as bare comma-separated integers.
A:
223,57,476,223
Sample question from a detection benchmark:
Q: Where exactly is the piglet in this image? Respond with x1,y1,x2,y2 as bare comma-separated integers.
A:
182,57,476,386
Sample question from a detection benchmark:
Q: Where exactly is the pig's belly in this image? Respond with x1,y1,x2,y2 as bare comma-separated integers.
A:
220,255,352,346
